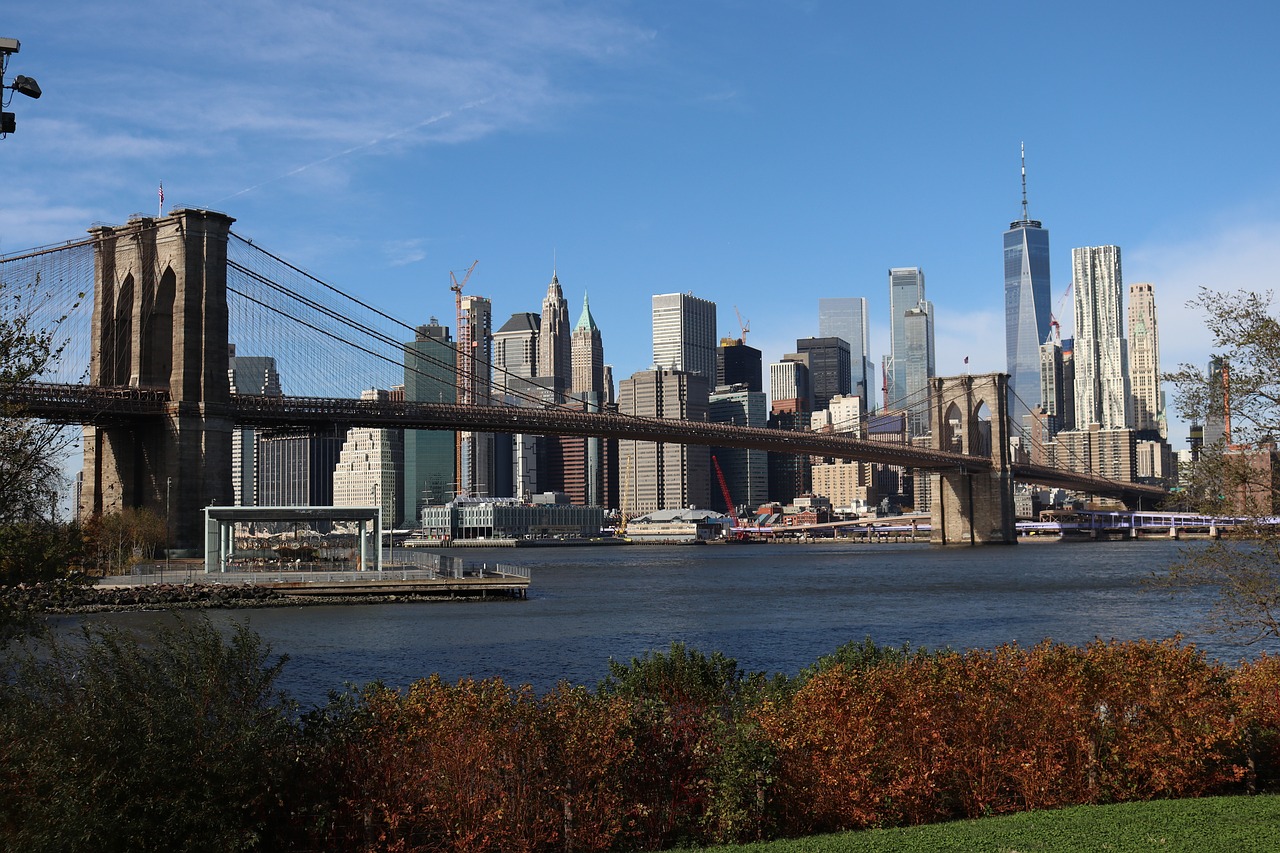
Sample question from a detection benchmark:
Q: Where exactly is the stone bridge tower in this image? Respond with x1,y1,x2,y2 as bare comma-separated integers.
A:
79,209,236,552
928,373,1016,544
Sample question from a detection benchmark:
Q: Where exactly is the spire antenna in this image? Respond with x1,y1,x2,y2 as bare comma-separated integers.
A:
1020,142,1029,222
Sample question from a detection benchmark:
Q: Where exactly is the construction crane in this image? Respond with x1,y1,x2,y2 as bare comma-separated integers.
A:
1047,280,1073,345
450,261,478,496
711,454,743,541
617,452,634,539
735,306,750,345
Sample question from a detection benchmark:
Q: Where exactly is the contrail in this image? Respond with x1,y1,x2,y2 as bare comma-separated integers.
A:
215,98,493,203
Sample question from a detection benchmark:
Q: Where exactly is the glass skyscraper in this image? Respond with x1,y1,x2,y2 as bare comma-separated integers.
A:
885,268,933,430
1003,149,1052,431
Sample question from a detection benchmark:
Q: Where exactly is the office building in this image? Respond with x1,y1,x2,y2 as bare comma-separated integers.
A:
403,318,456,522
1071,246,1129,429
770,354,811,414
652,292,717,381
538,272,571,400
716,339,763,392
227,345,281,506
492,312,540,396
709,385,770,513
819,296,875,412
565,293,607,507
796,336,852,412
885,268,934,433
902,303,935,437
1003,147,1053,428
1203,356,1228,446
618,368,710,514
1038,339,1066,436
1128,282,1164,437
257,426,345,507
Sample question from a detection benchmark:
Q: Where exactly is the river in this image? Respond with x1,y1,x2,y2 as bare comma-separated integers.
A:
51,539,1278,708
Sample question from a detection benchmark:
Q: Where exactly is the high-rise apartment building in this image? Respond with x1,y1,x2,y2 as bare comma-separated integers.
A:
1003,148,1053,429
227,345,281,506
1127,282,1163,437
333,388,404,526
403,319,456,523
796,336,852,412
818,296,875,412
618,369,710,514
538,272,571,400
458,294,494,497
652,293,717,381
1071,246,1129,429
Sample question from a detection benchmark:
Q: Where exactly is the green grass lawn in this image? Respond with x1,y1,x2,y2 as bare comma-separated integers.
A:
697,795,1280,852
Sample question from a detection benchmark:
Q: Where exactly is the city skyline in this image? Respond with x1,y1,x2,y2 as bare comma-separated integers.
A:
6,3,1280,453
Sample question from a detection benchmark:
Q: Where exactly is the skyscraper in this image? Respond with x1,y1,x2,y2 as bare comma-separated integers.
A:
333,388,404,526
618,368,710,514
1127,282,1163,437
1003,146,1053,428
795,336,852,412
709,386,769,513
818,296,874,412
902,304,935,437
570,293,604,400
652,293,717,381
716,340,763,392
493,312,540,395
538,271,571,400
458,294,494,497
227,345,281,506
403,318,456,523
885,268,933,413
1071,246,1129,429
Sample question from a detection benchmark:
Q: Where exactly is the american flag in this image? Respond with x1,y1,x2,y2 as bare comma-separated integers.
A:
158,181,164,209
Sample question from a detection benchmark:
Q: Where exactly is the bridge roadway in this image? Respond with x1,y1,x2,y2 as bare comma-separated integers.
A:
8,381,1166,502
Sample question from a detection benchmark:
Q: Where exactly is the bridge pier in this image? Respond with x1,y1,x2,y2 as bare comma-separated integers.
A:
79,210,236,552
928,374,1016,545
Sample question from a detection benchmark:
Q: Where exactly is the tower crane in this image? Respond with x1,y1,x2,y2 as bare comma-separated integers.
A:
735,306,750,345
1047,281,1073,346
450,261,478,496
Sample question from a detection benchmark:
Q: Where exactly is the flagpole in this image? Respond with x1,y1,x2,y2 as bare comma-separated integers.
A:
158,181,164,217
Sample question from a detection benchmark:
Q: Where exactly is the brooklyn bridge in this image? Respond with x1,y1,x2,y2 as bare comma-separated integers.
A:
1,208,1165,550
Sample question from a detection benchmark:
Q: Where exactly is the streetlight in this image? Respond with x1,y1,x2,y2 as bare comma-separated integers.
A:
1,37,42,138
165,476,171,584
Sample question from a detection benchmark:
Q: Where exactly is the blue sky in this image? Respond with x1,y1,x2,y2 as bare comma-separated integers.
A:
6,1,1280,451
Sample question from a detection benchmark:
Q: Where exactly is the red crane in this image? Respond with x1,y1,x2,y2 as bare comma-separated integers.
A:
711,455,743,540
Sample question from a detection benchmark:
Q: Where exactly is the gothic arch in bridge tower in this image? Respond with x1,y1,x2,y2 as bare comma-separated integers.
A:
928,372,1016,545
80,209,236,553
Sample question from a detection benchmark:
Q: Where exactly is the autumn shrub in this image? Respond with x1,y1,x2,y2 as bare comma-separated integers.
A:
1229,653,1280,791
756,639,1249,838
319,675,635,853
599,642,772,849
1075,638,1245,801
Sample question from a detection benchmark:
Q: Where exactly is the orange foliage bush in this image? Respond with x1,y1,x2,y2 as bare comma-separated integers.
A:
757,639,1247,836
331,677,633,852
1230,653,1280,790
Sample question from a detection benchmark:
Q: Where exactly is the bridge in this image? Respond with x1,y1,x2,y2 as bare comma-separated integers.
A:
1,208,1166,550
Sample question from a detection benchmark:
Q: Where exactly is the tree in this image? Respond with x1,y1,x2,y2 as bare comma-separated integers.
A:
0,619,305,851
1161,287,1280,642
0,275,86,638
